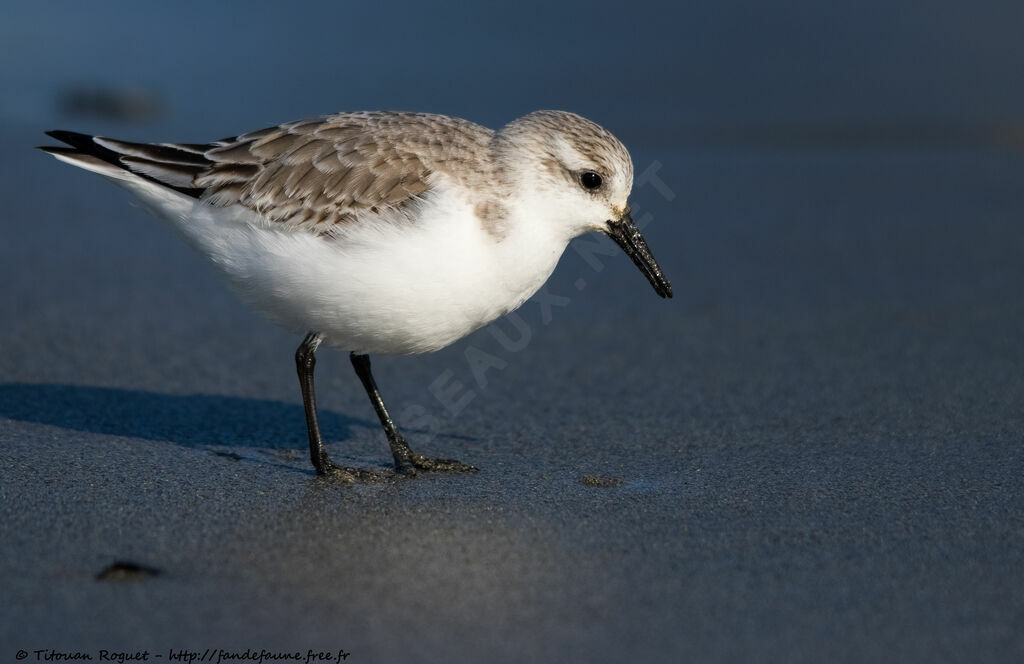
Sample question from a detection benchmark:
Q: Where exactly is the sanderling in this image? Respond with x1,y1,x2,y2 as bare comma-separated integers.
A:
40,110,672,480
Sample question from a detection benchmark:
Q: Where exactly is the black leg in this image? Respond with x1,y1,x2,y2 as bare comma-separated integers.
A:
295,332,383,481
350,352,477,475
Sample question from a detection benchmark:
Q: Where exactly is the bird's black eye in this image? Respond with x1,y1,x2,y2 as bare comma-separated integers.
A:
579,171,602,190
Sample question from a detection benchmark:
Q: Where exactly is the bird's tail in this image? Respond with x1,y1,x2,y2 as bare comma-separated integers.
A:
38,130,221,232
38,130,212,197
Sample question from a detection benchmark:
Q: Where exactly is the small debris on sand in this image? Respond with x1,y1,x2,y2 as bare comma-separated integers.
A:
96,561,162,581
580,475,622,488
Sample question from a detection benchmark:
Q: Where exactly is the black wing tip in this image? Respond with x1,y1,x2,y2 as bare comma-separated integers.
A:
45,129,82,139
45,129,98,147
38,145,75,154
39,130,206,198
42,130,121,163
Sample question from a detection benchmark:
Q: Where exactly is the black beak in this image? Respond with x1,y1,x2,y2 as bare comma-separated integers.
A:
605,210,673,298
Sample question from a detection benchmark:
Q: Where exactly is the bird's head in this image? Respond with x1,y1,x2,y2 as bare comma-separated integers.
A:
494,110,672,298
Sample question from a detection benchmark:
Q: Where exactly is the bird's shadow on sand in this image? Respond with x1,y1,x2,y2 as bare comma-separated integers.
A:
0,382,378,451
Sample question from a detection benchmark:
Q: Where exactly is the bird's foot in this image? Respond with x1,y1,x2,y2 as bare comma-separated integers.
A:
317,459,390,483
316,456,476,481
407,453,478,474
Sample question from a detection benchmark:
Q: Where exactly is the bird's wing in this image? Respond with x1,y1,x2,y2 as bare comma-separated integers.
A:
42,112,494,233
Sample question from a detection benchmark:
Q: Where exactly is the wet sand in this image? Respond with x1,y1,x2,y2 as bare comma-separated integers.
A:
3,131,1022,661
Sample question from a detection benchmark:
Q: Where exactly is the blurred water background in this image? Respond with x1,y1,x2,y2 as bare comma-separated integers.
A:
3,0,1023,146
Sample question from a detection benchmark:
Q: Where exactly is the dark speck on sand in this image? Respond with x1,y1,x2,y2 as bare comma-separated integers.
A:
580,475,622,488
95,562,162,582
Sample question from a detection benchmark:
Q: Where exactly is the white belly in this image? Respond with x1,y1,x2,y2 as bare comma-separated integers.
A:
169,189,563,354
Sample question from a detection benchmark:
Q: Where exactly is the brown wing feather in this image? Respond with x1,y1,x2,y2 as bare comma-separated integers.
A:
197,112,494,232
43,113,495,234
